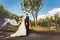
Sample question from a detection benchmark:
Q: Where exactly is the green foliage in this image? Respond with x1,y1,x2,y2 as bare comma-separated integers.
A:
0,4,4,12
30,20,35,26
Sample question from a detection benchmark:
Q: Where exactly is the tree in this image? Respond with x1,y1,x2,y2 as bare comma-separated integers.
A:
30,20,35,27
0,4,4,18
0,4,4,12
54,14,59,24
21,0,43,27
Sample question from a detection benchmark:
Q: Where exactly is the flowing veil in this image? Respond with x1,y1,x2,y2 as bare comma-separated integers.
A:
2,18,19,27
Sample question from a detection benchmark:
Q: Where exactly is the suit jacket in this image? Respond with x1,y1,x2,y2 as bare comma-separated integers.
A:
25,16,29,26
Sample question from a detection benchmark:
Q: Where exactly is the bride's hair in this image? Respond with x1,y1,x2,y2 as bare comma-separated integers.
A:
20,15,24,18
26,13,28,15
19,15,24,21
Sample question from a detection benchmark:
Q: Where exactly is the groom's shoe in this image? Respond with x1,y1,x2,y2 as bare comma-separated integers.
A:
26,34,29,37
19,35,27,37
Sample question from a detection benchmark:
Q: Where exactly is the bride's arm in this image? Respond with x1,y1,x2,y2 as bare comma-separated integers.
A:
17,21,21,25
17,18,22,26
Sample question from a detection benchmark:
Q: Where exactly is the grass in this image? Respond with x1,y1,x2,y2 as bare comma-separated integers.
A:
2,26,18,32
1,26,60,32
29,26,56,32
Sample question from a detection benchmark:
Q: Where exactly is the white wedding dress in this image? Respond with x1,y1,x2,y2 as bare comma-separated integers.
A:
10,19,26,37
2,18,26,37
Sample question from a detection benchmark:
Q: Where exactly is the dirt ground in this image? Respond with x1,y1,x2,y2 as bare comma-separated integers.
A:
0,31,60,40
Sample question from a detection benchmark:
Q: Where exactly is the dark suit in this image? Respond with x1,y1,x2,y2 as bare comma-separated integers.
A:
25,16,29,36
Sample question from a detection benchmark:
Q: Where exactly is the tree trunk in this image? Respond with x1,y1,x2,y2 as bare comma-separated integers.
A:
34,17,37,27
31,10,38,27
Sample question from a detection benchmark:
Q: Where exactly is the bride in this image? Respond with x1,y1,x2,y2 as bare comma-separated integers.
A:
2,15,26,37
10,15,26,37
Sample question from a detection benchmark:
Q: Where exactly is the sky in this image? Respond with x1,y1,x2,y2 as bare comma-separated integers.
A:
0,0,60,20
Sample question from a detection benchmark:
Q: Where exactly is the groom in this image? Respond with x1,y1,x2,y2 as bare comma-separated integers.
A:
25,13,29,36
